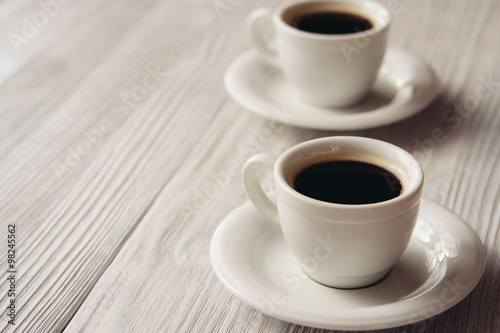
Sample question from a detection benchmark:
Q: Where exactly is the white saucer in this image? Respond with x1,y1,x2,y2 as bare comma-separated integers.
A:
224,47,439,130
210,196,485,330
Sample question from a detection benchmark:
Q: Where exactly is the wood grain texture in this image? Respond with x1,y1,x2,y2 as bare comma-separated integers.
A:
0,0,498,332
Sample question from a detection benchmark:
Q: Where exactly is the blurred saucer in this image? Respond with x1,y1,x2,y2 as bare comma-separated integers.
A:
210,195,485,330
224,47,439,130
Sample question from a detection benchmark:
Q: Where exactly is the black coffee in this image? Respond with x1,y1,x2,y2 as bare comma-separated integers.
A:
291,11,373,35
293,160,402,204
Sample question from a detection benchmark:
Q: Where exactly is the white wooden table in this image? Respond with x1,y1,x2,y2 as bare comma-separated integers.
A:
1,0,498,332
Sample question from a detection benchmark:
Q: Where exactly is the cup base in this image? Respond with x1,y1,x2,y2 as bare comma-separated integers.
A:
305,267,391,289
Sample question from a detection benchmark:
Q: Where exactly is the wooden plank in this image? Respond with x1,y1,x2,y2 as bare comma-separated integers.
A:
65,0,500,333
0,0,237,331
0,0,498,332
0,0,160,158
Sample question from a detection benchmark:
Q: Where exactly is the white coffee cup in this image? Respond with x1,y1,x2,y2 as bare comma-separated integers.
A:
247,0,391,107
242,136,423,288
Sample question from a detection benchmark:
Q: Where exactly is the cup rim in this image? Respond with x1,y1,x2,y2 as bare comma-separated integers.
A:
275,136,423,213
273,0,391,41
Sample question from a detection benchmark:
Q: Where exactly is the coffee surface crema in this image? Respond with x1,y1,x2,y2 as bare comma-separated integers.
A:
293,160,402,204
291,11,373,34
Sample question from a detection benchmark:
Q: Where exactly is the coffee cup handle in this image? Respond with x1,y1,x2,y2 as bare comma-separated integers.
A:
246,8,278,63
242,153,280,225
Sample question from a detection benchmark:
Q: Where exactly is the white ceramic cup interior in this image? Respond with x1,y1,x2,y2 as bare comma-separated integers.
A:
242,136,423,288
